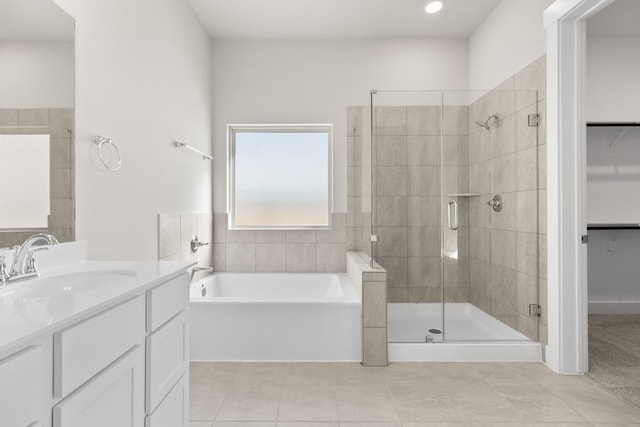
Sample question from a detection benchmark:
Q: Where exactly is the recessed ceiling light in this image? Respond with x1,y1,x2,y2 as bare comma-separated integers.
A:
424,0,445,14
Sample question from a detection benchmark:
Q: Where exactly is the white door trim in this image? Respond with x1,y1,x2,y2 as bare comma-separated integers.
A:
544,0,614,374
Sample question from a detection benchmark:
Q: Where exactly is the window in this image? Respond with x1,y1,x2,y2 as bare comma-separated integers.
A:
228,124,332,230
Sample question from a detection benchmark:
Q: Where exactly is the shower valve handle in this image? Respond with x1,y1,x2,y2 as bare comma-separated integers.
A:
487,195,503,212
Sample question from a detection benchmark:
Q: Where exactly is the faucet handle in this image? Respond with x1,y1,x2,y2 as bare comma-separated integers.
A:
25,247,48,274
0,255,9,285
190,235,209,253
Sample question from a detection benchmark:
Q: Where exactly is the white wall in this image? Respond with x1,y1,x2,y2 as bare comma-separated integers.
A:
0,42,74,108
211,39,469,213
587,37,640,122
468,0,553,90
53,0,212,260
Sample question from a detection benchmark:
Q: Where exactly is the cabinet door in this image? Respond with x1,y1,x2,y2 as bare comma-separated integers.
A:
146,273,189,332
146,309,189,412
145,371,188,427
54,296,145,398
53,346,145,427
0,346,44,427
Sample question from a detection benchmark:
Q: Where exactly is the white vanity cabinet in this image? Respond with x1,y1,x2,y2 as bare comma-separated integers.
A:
52,296,146,427
144,274,190,427
0,345,46,427
53,346,145,427
0,264,191,427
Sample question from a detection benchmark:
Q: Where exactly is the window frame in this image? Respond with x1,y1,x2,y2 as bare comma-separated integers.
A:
227,123,333,231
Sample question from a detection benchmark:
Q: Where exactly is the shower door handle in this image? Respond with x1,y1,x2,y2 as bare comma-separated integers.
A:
447,200,458,230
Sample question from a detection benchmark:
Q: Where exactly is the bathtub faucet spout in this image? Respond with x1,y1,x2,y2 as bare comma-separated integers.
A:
192,266,214,273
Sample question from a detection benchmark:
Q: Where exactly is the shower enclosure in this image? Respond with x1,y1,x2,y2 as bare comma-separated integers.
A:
363,89,542,359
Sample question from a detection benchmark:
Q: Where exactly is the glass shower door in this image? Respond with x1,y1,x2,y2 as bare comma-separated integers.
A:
376,88,542,349
371,90,445,344
440,91,472,342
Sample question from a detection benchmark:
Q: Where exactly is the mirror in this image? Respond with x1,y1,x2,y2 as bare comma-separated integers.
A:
0,0,75,247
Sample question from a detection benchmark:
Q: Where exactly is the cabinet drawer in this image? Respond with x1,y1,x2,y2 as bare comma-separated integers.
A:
145,371,188,427
53,346,145,427
146,273,189,332
54,296,145,398
146,309,189,412
0,346,44,427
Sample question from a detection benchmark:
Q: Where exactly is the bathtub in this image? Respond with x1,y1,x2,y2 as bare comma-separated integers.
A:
189,273,361,361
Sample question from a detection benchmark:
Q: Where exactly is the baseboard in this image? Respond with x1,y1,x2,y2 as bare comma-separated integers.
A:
589,301,640,314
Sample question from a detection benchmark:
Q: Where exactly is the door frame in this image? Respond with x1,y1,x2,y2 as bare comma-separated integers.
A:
544,0,614,374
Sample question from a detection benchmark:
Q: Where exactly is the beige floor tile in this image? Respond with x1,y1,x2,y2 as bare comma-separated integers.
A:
592,424,640,427
335,364,386,386
285,363,337,386
339,423,404,427
214,423,275,427
381,363,433,385
475,363,546,387
336,385,400,421
471,423,594,427
234,363,288,387
449,384,524,423
557,384,640,423
394,399,463,422
386,381,452,403
191,362,242,390
400,423,468,427
427,363,493,386
494,384,588,423
216,385,282,421
277,423,339,427
190,390,227,422
189,362,640,425
278,385,338,421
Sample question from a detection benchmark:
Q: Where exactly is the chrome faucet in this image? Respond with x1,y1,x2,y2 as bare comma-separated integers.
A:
192,266,214,273
7,233,59,282
0,255,9,285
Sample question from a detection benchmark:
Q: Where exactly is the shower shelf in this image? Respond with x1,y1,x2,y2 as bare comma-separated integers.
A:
447,193,481,197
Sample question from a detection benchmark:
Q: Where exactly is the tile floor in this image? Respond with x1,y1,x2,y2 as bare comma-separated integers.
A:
190,362,640,426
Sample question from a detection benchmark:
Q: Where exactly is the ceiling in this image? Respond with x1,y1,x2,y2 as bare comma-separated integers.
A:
187,0,503,40
588,0,640,37
0,0,74,42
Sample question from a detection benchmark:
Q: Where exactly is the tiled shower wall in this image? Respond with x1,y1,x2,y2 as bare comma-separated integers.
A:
347,105,470,304
0,108,75,247
211,213,347,273
468,55,547,342
346,55,547,343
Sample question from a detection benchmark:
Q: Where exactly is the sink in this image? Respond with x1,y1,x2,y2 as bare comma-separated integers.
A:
39,270,138,293
6,270,138,325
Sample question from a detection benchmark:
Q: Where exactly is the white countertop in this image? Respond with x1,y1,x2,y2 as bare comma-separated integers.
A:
0,241,195,355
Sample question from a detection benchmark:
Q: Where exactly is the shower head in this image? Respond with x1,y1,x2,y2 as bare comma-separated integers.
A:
475,113,500,130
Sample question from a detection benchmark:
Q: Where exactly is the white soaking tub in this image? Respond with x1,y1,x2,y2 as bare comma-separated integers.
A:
189,273,361,361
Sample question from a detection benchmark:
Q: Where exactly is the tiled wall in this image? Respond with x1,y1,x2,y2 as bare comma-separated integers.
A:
347,105,471,305
158,212,213,281
347,251,388,366
346,55,547,344
467,55,546,341
211,213,347,273
0,108,75,248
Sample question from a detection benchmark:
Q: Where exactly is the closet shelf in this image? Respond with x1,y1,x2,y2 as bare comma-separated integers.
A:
587,122,640,127
587,223,640,230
